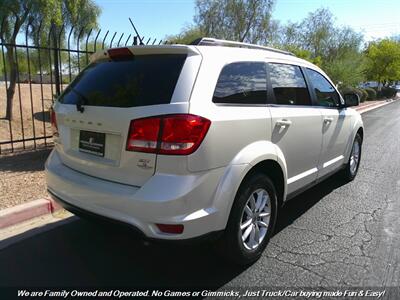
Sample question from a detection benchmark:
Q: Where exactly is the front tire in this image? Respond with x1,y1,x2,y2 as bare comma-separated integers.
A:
218,173,278,265
343,133,362,181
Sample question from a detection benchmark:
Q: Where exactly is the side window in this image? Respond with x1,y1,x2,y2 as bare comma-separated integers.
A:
305,68,341,107
213,62,267,104
269,63,311,106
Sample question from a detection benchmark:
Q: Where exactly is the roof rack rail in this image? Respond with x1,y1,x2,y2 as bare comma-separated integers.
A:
190,37,295,56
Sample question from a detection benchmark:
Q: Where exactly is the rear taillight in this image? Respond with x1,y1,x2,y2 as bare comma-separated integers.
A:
126,117,161,153
159,115,211,155
50,109,58,137
126,114,211,155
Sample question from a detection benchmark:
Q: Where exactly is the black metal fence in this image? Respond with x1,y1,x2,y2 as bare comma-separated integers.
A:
0,19,165,154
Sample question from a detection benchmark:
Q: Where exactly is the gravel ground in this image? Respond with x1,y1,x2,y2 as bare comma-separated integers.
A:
0,148,51,210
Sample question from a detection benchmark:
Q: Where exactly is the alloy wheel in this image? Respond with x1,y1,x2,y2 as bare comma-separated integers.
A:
240,188,271,250
350,139,361,175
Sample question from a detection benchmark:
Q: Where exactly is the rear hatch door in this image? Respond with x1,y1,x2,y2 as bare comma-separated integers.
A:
53,47,200,186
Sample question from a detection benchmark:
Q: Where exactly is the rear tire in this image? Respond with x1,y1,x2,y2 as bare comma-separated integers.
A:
343,133,362,181
217,173,278,265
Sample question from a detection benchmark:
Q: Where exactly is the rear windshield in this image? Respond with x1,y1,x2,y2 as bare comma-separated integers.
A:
59,54,186,107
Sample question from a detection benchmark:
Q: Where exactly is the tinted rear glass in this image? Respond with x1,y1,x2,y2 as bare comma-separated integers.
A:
213,62,267,104
59,54,186,107
269,63,311,106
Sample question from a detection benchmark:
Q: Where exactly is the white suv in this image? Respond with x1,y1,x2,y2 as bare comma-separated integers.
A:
46,38,363,264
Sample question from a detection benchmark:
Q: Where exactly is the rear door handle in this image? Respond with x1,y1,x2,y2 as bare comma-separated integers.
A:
276,119,292,127
323,117,334,124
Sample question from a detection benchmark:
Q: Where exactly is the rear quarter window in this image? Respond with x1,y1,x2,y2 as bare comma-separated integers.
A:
212,62,267,105
59,54,186,107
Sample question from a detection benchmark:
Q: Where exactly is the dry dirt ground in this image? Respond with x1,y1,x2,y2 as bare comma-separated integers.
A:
0,148,51,210
0,83,56,208
0,83,57,153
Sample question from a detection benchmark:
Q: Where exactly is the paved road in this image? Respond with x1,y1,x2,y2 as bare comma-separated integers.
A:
0,101,399,291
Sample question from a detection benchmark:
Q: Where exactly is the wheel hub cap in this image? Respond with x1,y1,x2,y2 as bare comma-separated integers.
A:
350,139,360,175
240,188,271,250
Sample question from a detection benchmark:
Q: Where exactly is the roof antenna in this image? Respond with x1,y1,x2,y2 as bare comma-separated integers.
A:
129,18,144,45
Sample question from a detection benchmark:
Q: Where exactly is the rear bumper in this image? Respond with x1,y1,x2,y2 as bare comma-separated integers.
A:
46,150,226,240
49,190,223,243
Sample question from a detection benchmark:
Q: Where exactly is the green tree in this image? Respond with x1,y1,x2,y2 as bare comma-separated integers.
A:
195,0,276,44
283,46,322,67
170,6,365,86
273,21,300,48
276,8,365,86
69,40,104,75
323,51,365,87
0,48,40,75
322,27,365,87
0,0,100,120
364,39,400,88
277,9,363,62
166,26,204,44
298,8,334,57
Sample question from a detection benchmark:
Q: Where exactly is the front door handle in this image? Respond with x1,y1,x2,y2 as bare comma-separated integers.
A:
276,119,292,127
323,117,334,124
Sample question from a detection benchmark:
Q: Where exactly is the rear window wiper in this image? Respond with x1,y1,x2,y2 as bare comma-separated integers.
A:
71,89,89,113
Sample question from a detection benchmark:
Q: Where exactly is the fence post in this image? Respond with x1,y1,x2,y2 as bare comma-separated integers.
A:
52,24,61,97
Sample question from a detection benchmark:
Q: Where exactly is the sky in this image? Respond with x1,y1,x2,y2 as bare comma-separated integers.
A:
95,0,400,42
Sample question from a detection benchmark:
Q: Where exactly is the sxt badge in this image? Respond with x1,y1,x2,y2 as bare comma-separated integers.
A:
137,159,152,170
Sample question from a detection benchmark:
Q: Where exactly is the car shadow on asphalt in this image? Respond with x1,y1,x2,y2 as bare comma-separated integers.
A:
0,217,246,288
0,173,347,288
275,173,346,234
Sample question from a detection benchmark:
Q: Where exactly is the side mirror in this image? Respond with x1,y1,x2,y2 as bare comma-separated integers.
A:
343,93,360,107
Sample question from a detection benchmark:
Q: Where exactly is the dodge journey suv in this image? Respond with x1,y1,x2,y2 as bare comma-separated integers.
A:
46,37,363,264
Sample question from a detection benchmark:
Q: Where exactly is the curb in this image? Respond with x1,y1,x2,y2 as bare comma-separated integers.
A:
0,198,61,229
355,99,397,114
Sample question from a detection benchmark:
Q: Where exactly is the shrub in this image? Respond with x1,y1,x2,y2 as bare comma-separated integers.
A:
339,86,356,96
364,87,377,100
340,86,366,103
380,87,397,98
357,88,368,103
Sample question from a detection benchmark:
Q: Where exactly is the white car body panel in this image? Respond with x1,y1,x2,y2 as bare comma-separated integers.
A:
268,106,323,194
318,108,353,177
